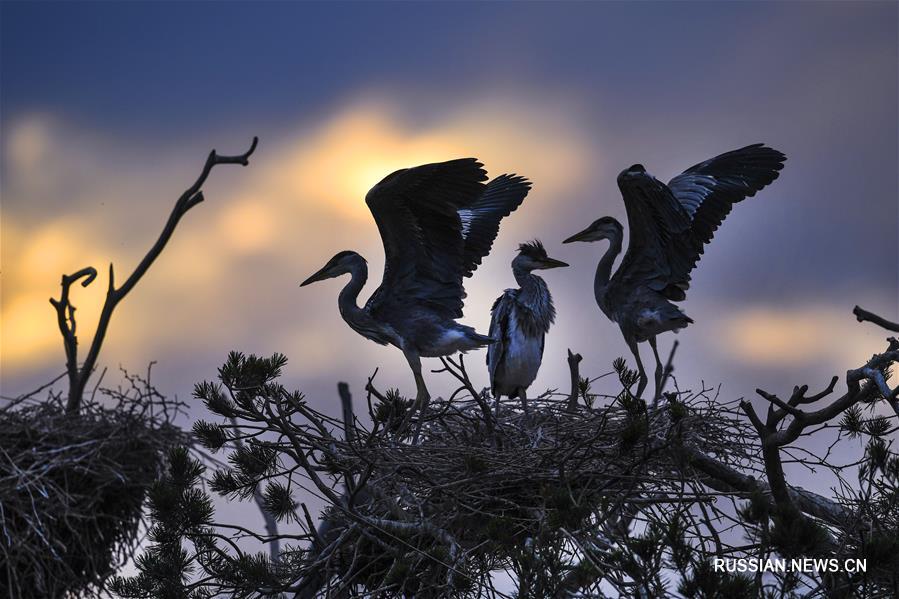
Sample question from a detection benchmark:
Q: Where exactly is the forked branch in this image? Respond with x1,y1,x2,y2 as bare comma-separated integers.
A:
735,335,898,532
51,137,259,414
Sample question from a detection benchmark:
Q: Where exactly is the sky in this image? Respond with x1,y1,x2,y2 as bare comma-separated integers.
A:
2,0,898,560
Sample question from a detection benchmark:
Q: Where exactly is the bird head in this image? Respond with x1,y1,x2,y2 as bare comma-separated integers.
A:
617,163,665,196
562,217,623,244
617,163,648,183
300,251,364,286
513,239,569,271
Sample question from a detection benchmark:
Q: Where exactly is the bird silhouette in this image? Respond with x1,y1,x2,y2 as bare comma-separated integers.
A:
564,144,786,399
302,158,530,426
487,240,568,414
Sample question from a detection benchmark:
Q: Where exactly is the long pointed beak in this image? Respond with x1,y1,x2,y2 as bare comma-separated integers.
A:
539,257,569,269
300,265,333,287
563,227,593,244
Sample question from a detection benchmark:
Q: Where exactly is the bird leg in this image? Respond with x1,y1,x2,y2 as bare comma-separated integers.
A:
518,388,529,416
627,339,648,399
648,336,664,406
401,351,430,442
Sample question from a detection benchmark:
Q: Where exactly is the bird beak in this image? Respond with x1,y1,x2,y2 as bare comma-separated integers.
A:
300,264,334,287
538,257,569,269
563,227,594,244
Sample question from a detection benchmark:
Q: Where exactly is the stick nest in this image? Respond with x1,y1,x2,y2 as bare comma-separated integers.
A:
295,386,758,596
0,374,187,598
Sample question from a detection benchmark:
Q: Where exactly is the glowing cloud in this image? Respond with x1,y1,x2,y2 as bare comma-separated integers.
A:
707,305,886,369
1,92,596,384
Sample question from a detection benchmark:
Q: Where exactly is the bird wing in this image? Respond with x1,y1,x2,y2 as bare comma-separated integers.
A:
539,328,546,364
487,290,516,390
669,143,786,249
458,174,531,276
617,144,785,301
365,158,488,319
615,176,695,301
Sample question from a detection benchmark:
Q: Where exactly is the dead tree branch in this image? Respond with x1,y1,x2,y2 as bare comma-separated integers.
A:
565,349,583,412
737,337,897,512
51,137,258,414
854,304,899,332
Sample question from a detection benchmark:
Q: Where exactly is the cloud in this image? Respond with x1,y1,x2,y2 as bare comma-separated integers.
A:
6,116,53,173
1,215,112,371
704,304,887,370
1,91,596,388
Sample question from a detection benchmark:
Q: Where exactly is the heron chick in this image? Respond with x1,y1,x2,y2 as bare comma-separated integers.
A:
301,158,530,431
564,144,786,400
487,240,568,414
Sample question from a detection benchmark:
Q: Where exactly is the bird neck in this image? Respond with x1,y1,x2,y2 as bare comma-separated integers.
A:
512,265,555,331
338,260,368,325
595,225,623,308
512,265,544,295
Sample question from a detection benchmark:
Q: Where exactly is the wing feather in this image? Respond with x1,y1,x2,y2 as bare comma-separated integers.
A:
459,175,531,276
614,144,785,302
615,177,695,300
365,158,487,319
669,143,786,249
487,290,516,391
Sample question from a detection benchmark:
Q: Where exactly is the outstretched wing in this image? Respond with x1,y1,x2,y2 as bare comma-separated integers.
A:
615,174,696,301
668,143,786,251
459,174,531,277
487,290,516,392
617,144,785,301
365,158,487,319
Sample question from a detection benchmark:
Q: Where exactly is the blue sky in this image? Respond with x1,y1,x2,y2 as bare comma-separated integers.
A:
2,1,897,537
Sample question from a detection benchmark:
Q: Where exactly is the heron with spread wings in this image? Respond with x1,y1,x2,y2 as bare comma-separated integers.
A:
563,144,786,399
301,158,530,418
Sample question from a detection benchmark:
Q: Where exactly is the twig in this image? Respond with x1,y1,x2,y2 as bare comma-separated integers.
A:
658,339,678,398
439,355,495,435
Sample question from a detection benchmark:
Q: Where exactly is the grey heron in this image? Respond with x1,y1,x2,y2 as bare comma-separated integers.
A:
563,144,786,399
487,240,568,414
301,158,530,422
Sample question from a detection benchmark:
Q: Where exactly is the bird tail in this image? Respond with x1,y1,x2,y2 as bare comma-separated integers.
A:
473,332,498,346
462,330,497,351
673,311,694,333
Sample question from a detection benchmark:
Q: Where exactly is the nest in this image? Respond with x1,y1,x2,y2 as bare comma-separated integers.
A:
295,384,760,596
0,374,186,598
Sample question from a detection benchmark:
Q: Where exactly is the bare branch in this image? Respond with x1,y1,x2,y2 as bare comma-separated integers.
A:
565,349,583,412
54,137,258,414
679,445,849,529
49,267,99,404
338,382,357,444
658,339,678,397
853,304,899,332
